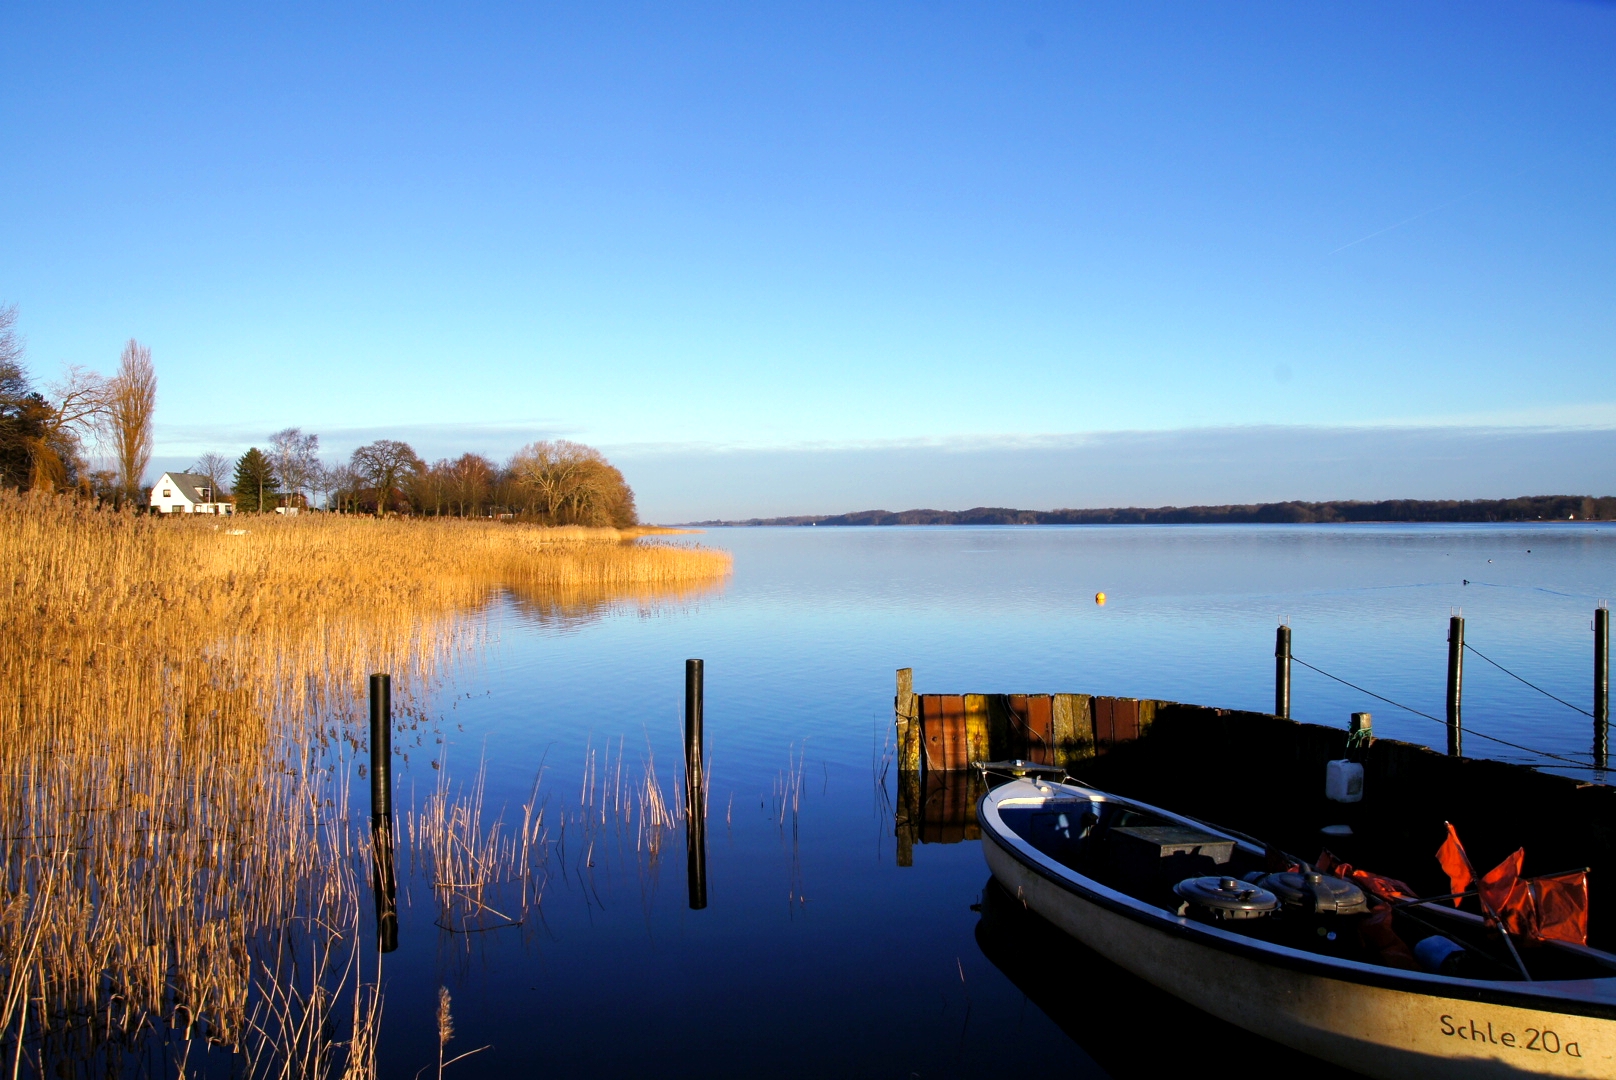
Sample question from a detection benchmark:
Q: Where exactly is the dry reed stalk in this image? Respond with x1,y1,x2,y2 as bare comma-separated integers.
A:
0,493,730,1076
407,753,548,933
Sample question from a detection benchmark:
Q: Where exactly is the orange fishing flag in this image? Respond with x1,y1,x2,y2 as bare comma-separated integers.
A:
1436,822,1475,907
1479,848,1534,934
1529,870,1589,946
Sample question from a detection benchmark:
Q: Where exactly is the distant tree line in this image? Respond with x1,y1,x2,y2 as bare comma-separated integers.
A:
208,436,637,526
0,304,637,525
700,495,1616,527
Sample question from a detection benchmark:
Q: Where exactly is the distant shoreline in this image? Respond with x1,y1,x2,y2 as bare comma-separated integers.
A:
685,495,1616,528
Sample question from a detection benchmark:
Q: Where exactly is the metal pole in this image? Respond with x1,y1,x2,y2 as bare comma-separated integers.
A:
1275,625,1292,719
368,673,397,950
1596,607,1609,771
1446,617,1464,757
684,659,707,910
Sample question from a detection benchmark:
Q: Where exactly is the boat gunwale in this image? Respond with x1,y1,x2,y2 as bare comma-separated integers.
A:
978,778,1616,1020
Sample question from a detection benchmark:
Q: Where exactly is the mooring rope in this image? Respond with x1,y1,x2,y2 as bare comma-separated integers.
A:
1290,655,1598,771
1463,641,1594,718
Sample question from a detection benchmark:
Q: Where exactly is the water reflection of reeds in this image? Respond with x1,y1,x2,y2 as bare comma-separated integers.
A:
500,574,728,629
0,495,731,1077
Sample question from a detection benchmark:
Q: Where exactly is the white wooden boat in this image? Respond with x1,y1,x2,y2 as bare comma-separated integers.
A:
979,776,1616,1078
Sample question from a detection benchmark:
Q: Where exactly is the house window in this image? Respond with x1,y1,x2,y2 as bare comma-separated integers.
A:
163,489,172,497
199,488,211,501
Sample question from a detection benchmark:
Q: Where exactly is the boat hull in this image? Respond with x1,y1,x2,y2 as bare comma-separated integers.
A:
982,792,1616,1078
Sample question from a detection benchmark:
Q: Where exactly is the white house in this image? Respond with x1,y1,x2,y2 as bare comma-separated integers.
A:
150,472,233,515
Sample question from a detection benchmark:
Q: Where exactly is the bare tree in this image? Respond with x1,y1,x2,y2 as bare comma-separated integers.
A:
507,440,636,526
106,340,157,504
32,366,110,493
350,439,421,516
0,309,110,493
449,453,494,517
305,458,329,509
191,452,234,497
508,441,586,519
269,428,321,510
0,304,22,377
407,459,453,516
321,461,361,514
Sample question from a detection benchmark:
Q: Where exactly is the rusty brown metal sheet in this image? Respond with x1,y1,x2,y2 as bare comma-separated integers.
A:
1094,696,1142,747
919,693,968,771
996,694,1056,763
1025,694,1054,763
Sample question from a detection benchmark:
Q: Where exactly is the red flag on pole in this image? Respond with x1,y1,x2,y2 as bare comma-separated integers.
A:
1432,825,1589,946
1479,847,1534,935
1436,822,1474,907
1529,870,1589,946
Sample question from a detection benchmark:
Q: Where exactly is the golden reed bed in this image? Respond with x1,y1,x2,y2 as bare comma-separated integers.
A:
0,494,730,1076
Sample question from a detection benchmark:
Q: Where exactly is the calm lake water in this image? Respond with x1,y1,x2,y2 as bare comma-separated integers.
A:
374,524,1614,1078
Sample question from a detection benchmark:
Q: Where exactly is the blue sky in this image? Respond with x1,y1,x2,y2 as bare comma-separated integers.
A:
3,2,1614,519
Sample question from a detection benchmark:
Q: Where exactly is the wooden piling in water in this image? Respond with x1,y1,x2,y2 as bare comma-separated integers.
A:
685,659,707,910
1275,625,1292,719
1596,607,1609,771
1446,616,1464,757
368,674,397,951
369,673,392,822
894,668,919,773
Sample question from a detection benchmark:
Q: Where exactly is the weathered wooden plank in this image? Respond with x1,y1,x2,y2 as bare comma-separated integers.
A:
964,693,991,765
895,667,920,773
1052,693,1094,769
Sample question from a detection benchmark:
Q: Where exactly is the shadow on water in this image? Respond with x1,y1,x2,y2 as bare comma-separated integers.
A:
900,771,1362,1076
899,768,1365,1076
973,878,1363,1079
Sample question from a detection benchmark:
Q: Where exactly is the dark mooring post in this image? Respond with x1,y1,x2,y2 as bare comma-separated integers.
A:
1275,625,1292,719
1446,616,1465,758
1595,606,1610,771
684,659,708,910
368,673,398,952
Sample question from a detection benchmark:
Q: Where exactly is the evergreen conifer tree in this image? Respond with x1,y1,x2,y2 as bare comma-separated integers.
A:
232,448,278,513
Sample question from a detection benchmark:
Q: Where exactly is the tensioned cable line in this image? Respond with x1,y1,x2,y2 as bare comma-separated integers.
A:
1290,655,1597,771
1463,641,1594,718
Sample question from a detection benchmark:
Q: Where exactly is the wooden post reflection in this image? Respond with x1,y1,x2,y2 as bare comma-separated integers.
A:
685,659,708,910
369,674,398,951
371,815,398,952
894,767,983,866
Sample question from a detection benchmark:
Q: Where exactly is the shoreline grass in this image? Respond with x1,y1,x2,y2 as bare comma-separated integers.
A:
0,494,731,1075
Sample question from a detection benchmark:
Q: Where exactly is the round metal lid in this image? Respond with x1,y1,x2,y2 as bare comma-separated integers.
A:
1173,875,1278,914
1258,870,1369,915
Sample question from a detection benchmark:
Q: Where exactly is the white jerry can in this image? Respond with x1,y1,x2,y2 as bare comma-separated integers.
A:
1325,759,1364,803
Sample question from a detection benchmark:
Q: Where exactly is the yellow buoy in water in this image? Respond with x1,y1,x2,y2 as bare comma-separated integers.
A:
1095,592,1107,606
